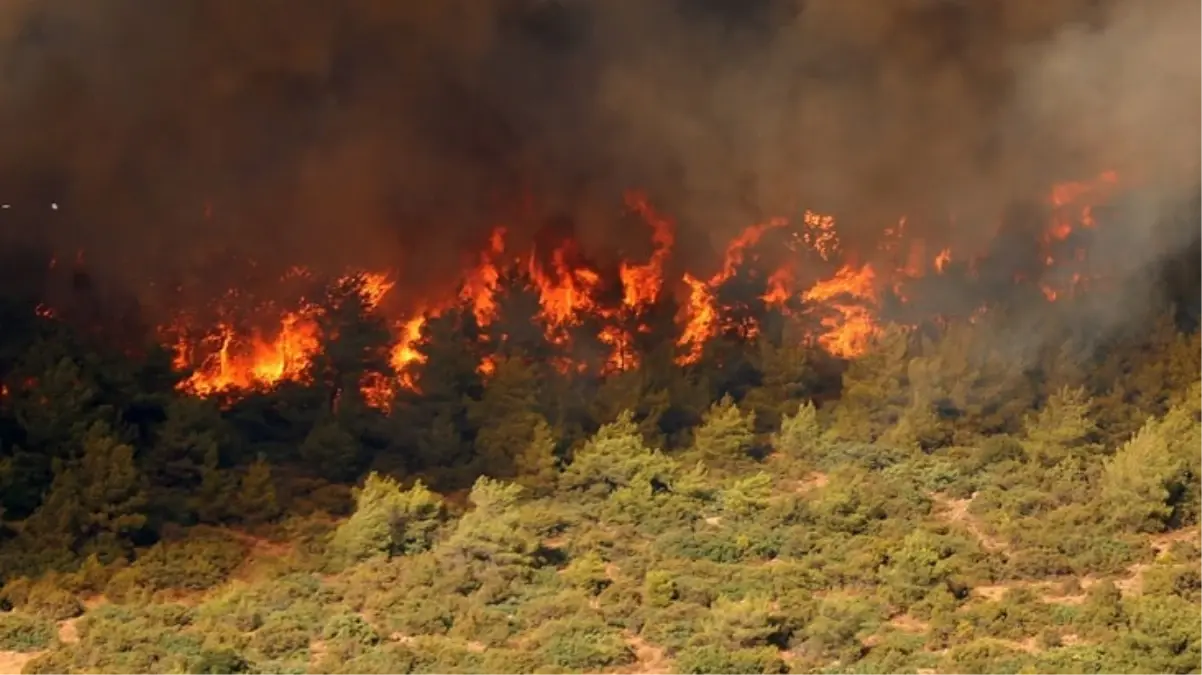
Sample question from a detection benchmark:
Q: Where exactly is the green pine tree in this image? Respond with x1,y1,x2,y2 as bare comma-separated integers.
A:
468,356,543,478
828,327,912,442
692,394,756,463
146,398,230,522
1022,386,1099,466
442,477,537,568
1100,423,1179,533
561,411,676,498
300,416,363,482
328,473,444,565
25,422,147,563
774,401,824,465
513,419,559,497
235,456,281,526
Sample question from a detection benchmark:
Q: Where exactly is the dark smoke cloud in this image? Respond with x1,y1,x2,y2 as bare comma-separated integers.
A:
0,0,1196,319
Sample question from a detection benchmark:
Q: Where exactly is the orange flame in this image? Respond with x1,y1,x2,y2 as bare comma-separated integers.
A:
803,264,878,358
149,172,1122,402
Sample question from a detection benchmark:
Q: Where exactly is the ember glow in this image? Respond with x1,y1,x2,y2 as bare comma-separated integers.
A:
147,171,1123,404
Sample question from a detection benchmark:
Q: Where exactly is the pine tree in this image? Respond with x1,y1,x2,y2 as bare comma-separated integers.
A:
235,456,281,526
194,444,236,525
903,321,1033,444
1101,420,1187,530
1166,382,1202,526
487,275,556,362
828,327,912,442
300,416,363,482
443,477,537,568
328,473,444,565
391,308,483,472
591,369,669,447
561,411,676,497
75,424,147,559
146,398,230,522
720,472,773,518
1022,386,1099,466
5,346,114,514
692,395,756,462
309,273,396,413
468,356,543,477
742,338,814,433
26,422,147,562
1093,311,1201,442
513,419,559,496
10,349,110,454
774,400,824,465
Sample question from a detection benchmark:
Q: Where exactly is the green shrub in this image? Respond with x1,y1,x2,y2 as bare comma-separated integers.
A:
0,612,55,651
249,616,311,660
62,554,117,595
561,551,610,596
128,529,248,592
189,648,253,674
644,569,678,608
104,567,152,605
322,612,380,646
528,615,633,671
675,644,787,674
697,595,788,650
21,580,83,621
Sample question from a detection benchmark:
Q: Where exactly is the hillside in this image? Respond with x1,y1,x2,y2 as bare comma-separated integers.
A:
0,290,1198,674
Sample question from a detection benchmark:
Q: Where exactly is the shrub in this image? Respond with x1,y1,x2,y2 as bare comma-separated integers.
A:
0,612,55,651
698,595,789,650
561,551,611,596
127,529,248,592
249,616,311,660
675,644,788,674
322,612,380,646
21,580,83,621
190,648,253,674
528,615,634,671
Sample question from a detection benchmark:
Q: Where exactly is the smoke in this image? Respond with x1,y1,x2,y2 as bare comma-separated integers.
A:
1007,0,1201,341
0,0,1196,321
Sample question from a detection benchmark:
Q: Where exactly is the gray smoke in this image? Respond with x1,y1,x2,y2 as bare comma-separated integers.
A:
0,0,1195,322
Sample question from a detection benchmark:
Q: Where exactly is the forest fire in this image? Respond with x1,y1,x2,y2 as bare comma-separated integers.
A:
153,172,1123,404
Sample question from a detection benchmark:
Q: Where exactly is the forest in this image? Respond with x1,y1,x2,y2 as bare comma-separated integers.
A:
0,234,1198,675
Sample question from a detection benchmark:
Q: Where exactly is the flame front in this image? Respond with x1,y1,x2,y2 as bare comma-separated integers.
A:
159,171,1121,405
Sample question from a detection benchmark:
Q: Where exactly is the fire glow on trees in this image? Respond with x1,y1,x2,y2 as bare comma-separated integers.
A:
149,172,1122,404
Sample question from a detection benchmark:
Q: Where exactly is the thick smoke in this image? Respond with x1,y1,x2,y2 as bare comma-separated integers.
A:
0,0,1196,320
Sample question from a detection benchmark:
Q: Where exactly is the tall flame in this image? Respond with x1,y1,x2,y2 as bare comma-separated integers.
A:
153,170,1121,405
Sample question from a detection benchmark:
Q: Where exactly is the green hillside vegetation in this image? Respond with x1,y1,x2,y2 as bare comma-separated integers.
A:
0,275,1199,674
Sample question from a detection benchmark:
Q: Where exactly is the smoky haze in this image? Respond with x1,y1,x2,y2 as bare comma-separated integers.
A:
0,0,1197,316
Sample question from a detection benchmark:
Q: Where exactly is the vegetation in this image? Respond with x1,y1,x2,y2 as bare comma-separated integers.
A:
0,266,1199,674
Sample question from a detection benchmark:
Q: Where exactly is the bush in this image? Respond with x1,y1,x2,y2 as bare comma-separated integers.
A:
249,616,311,660
675,644,788,674
190,648,253,674
0,612,56,651
528,615,634,671
127,529,248,592
1,576,85,620
322,612,380,646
